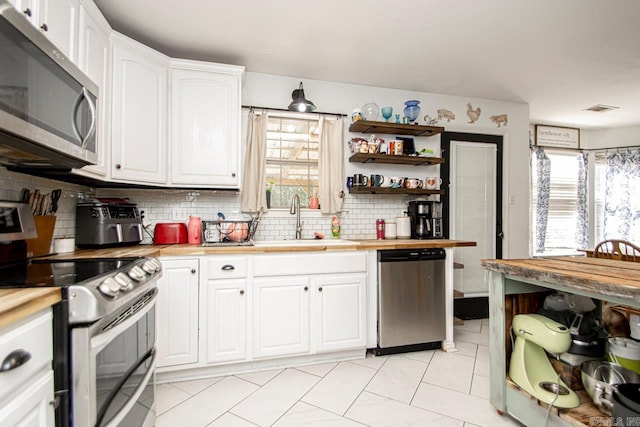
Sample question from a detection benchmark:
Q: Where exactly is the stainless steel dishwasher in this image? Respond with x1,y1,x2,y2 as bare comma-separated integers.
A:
376,248,446,355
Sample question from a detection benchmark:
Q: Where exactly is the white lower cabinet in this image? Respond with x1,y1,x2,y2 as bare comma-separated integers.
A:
252,276,311,359
204,256,248,364
315,273,367,352
0,309,55,427
158,252,367,376
156,258,199,368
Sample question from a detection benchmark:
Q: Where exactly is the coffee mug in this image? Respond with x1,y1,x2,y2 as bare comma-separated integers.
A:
390,177,404,189
380,176,393,188
425,177,442,190
370,174,384,187
404,178,423,189
353,174,368,187
346,176,354,188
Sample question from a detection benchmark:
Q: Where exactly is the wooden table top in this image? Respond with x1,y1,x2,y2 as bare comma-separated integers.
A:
481,256,640,301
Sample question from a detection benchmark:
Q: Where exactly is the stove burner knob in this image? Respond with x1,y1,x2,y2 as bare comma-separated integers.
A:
114,272,134,292
98,277,120,298
142,260,158,274
128,266,147,281
149,258,162,270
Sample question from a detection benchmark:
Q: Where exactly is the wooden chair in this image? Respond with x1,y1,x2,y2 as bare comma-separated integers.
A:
593,239,640,262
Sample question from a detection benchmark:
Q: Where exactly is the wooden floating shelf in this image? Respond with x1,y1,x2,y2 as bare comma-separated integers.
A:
348,187,444,196
348,153,444,166
349,120,444,137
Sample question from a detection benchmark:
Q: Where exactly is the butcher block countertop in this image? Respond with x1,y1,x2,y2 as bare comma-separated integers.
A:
481,255,640,300
0,288,61,329
44,239,476,259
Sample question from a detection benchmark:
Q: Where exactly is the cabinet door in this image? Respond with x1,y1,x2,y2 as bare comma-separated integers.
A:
169,63,242,188
205,278,247,364
7,0,38,23
253,277,310,359
314,273,367,352
0,370,55,427
110,35,168,184
73,2,109,178
38,0,78,60
156,258,199,368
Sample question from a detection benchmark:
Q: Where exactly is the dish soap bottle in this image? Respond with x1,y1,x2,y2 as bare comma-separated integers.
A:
187,215,202,245
331,215,341,239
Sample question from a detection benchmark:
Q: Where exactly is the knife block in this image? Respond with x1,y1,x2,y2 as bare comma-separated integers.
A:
27,215,57,257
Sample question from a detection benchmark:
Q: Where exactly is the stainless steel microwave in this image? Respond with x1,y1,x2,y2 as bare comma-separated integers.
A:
0,0,98,169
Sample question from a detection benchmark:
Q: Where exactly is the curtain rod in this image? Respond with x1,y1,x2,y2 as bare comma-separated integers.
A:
241,105,347,118
585,145,640,151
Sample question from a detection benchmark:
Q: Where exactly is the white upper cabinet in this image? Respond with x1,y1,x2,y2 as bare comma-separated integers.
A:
9,0,79,60
169,60,244,188
110,33,168,184
73,0,110,178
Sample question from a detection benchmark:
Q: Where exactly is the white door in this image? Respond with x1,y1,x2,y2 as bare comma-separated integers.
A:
253,277,310,358
205,278,247,363
0,371,55,427
38,0,78,60
314,273,366,352
110,35,168,184
450,141,497,296
169,63,242,188
156,258,199,368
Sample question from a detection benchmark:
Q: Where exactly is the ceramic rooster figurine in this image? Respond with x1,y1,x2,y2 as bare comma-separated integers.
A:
466,103,481,124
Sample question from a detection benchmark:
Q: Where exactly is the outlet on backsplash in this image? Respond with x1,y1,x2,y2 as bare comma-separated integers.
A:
172,208,188,221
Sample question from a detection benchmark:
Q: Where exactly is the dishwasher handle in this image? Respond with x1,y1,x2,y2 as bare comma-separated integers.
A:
378,248,445,262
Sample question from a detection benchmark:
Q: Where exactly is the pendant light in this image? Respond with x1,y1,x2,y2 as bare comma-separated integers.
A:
287,82,316,112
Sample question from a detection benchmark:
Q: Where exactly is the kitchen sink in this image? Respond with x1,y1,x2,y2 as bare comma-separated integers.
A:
253,239,358,247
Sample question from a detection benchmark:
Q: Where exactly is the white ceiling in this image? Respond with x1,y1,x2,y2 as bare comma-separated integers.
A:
95,0,640,130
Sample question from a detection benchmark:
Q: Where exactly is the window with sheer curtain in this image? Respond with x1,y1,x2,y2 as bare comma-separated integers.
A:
265,115,319,209
531,149,583,255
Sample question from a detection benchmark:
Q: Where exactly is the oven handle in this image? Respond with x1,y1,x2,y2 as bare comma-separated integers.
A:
90,290,157,355
103,350,156,427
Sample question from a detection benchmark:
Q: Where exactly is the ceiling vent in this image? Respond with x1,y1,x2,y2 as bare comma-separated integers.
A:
583,104,619,113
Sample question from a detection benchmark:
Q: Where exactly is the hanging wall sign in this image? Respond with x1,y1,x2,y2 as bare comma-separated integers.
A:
535,125,580,149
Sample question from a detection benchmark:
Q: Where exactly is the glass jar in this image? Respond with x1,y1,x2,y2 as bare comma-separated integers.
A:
403,100,421,123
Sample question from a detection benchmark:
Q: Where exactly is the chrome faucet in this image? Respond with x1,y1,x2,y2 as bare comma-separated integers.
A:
289,194,303,239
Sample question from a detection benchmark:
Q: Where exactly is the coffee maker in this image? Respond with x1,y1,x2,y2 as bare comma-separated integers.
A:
407,201,443,239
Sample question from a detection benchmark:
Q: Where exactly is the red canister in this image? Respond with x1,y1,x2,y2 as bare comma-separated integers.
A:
376,219,385,239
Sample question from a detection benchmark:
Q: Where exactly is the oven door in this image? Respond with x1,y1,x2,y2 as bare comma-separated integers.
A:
72,289,157,427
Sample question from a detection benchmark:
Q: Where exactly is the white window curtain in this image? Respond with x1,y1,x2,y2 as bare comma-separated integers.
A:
318,116,345,214
604,148,640,242
240,110,268,212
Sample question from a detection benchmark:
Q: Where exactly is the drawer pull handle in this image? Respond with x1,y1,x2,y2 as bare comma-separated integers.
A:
1,349,31,372
49,395,61,409
221,265,235,271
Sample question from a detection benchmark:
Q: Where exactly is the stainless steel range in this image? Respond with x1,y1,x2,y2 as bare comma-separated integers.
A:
0,200,161,427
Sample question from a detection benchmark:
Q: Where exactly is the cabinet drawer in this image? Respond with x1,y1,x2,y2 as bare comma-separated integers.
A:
0,310,52,402
254,252,367,277
207,256,248,279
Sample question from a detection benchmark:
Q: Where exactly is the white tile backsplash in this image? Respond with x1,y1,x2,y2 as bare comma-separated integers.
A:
96,187,421,241
0,167,91,247
1,164,424,245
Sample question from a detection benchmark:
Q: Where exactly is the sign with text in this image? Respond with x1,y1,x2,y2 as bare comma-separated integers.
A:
535,125,580,149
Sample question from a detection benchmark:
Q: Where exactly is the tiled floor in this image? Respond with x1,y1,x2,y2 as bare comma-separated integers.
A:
156,319,522,427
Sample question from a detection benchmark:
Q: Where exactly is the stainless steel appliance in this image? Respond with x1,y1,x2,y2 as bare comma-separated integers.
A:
0,0,98,169
407,201,443,239
76,201,143,248
0,200,161,427
376,248,446,354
